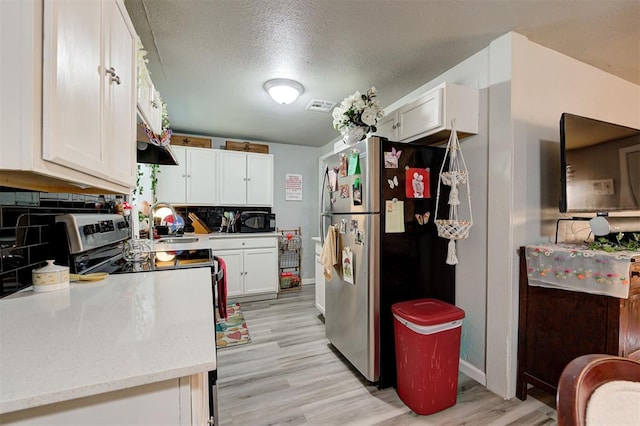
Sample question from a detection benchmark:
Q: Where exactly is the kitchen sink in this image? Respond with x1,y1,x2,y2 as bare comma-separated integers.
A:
157,237,199,244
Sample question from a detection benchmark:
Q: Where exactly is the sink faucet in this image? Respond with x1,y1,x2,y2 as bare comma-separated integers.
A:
148,201,177,239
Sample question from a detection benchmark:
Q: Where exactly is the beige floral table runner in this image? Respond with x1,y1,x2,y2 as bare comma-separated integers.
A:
525,243,636,299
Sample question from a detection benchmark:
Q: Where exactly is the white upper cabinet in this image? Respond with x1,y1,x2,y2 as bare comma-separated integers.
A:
42,0,136,187
218,151,274,206
104,0,137,186
375,82,478,144
0,0,137,194
137,60,163,134
375,113,398,141
156,146,218,205
246,153,274,206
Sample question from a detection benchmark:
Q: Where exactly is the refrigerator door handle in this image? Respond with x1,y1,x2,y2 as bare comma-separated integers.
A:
319,165,329,245
320,214,330,245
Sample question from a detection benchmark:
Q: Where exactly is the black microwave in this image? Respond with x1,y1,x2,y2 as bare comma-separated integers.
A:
238,212,276,233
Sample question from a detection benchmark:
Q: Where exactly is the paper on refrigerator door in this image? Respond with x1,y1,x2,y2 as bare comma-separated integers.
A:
342,247,354,285
385,200,405,233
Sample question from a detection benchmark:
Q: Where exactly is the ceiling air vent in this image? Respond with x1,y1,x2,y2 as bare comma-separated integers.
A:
306,99,336,112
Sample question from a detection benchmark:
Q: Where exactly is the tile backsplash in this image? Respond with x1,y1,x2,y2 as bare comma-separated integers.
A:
0,187,118,297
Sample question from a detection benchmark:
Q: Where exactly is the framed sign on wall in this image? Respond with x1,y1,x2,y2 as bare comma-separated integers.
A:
285,173,303,201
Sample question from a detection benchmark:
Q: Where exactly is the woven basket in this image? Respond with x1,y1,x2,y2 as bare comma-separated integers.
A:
435,220,473,240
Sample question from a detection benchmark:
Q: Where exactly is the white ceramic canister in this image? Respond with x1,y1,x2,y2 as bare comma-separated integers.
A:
32,260,69,293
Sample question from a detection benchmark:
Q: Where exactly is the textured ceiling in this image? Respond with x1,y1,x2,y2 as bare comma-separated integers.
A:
124,0,640,147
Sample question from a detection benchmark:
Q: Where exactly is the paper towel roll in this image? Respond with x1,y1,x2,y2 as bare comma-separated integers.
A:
131,205,140,238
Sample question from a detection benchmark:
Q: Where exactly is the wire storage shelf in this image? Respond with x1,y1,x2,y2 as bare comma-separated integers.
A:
277,228,302,292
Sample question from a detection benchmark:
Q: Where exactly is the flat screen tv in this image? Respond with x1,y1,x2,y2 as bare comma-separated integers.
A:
560,113,640,214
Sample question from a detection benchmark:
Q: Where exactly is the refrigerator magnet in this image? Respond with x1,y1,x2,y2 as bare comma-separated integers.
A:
339,154,348,177
385,199,405,233
342,248,354,285
339,184,350,198
328,169,338,192
339,219,347,234
387,175,399,189
384,147,402,168
415,212,431,225
352,178,362,205
355,230,365,245
349,219,358,234
348,151,361,175
405,168,430,198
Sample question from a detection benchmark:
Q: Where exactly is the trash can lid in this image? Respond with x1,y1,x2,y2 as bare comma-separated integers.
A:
392,298,465,326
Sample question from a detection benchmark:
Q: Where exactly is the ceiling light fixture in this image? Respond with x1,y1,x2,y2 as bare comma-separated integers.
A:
264,78,304,104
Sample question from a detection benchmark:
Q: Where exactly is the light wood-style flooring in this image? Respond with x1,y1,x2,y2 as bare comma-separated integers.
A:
217,286,557,425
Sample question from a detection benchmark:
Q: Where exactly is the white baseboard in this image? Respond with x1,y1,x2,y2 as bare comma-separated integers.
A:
302,278,315,286
459,359,486,386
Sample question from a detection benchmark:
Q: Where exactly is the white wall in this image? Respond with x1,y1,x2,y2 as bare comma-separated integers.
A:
397,50,492,384
485,32,640,398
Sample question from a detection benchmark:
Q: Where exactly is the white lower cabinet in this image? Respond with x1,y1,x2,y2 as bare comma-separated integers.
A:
314,240,326,315
211,237,278,299
0,374,209,426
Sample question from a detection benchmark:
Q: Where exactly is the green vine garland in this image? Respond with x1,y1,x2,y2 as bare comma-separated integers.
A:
588,233,640,252
133,164,160,205
150,164,159,203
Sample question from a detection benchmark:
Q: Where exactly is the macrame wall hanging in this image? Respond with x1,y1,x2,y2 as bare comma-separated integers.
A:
434,120,473,265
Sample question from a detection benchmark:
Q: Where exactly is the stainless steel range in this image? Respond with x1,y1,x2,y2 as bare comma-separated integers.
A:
55,213,213,275
54,213,219,425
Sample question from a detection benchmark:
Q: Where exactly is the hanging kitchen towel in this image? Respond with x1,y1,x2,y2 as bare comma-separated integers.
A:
321,225,342,281
216,257,228,319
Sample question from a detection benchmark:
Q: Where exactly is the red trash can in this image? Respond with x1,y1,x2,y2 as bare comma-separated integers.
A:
392,298,465,415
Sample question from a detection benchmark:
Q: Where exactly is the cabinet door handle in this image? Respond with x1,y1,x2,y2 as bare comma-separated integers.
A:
106,67,121,85
151,100,159,109
396,122,401,128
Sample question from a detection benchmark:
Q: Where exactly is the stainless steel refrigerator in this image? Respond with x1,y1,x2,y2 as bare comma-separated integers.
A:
320,136,455,388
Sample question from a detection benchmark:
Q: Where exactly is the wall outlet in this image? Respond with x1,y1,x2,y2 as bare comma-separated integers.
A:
591,178,614,195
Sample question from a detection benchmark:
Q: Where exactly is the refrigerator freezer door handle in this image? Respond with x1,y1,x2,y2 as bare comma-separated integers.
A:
319,165,329,244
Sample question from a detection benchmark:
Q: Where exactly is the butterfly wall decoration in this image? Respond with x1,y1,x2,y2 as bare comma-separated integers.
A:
415,212,431,225
144,124,172,147
388,175,399,189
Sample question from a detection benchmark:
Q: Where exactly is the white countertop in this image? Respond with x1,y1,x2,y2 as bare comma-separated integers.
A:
0,268,216,414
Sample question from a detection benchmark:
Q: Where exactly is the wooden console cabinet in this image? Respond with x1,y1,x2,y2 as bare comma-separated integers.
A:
516,246,640,400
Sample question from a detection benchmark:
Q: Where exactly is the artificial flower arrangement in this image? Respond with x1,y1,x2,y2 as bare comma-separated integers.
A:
332,87,384,143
